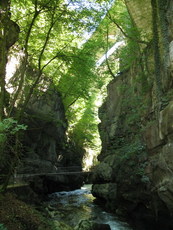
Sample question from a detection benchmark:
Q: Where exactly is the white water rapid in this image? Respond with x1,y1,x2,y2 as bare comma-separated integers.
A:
47,184,133,230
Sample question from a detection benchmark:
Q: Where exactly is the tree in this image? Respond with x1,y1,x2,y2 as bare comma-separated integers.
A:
0,0,148,190
0,0,12,120
0,0,110,191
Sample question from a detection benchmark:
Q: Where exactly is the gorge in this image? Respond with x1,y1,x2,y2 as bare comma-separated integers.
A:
0,0,173,229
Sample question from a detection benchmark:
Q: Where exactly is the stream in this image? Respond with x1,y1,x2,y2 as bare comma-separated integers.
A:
47,184,133,230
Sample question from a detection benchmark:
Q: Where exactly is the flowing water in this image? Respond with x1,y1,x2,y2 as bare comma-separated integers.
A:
47,184,133,230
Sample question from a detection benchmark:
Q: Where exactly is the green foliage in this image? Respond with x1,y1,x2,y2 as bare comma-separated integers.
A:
117,139,146,161
119,39,140,70
117,74,151,129
56,0,145,167
68,95,99,145
58,48,95,93
112,137,150,183
11,0,107,70
112,13,141,70
5,0,150,173
0,0,116,189
0,118,27,190
0,193,60,230
103,0,148,72
67,94,101,168
5,0,114,124
0,118,27,143
3,0,115,174
0,224,7,230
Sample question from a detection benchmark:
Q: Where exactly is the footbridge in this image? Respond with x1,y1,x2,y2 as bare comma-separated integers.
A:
7,166,93,189
13,166,92,180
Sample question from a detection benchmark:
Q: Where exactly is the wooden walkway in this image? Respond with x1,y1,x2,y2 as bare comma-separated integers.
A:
13,166,92,180
16,171,91,178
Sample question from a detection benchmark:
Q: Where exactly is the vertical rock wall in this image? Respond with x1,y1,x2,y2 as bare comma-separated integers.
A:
21,89,68,173
92,0,173,229
18,88,84,194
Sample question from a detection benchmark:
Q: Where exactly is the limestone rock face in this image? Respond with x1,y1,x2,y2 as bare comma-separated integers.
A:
92,0,173,228
98,76,125,161
18,89,83,194
22,89,67,173
92,162,113,182
92,183,117,201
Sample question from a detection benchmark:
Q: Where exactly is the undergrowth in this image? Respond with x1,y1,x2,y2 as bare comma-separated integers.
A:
0,193,55,230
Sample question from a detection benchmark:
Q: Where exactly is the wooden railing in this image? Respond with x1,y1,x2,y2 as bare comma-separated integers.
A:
13,166,92,179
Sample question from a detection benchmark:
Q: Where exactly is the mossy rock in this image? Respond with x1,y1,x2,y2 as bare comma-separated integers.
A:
53,220,73,230
0,193,54,230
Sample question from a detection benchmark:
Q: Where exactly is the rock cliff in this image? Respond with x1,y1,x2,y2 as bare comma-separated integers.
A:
17,88,84,194
92,0,173,229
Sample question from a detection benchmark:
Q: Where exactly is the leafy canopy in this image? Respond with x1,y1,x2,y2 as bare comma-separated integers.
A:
5,0,143,170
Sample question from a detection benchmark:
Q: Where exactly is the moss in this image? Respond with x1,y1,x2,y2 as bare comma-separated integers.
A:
151,0,163,99
0,193,55,230
157,0,170,91
158,0,169,52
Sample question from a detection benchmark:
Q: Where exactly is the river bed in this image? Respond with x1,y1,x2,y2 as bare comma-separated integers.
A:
47,184,133,230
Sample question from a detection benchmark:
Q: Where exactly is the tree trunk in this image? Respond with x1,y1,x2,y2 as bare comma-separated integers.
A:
0,0,10,120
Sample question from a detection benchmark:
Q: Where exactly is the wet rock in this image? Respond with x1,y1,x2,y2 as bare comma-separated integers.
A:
92,223,111,230
92,183,117,201
75,220,111,230
53,220,73,230
92,162,113,183
75,220,93,230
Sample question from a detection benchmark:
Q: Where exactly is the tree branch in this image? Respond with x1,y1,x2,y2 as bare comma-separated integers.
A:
8,1,41,117
107,11,149,45
105,27,116,79
38,0,73,70
38,10,56,70
66,95,80,110
41,45,69,71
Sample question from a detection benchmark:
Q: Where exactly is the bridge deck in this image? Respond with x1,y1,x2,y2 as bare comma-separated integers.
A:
15,171,91,178
14,166,92,177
